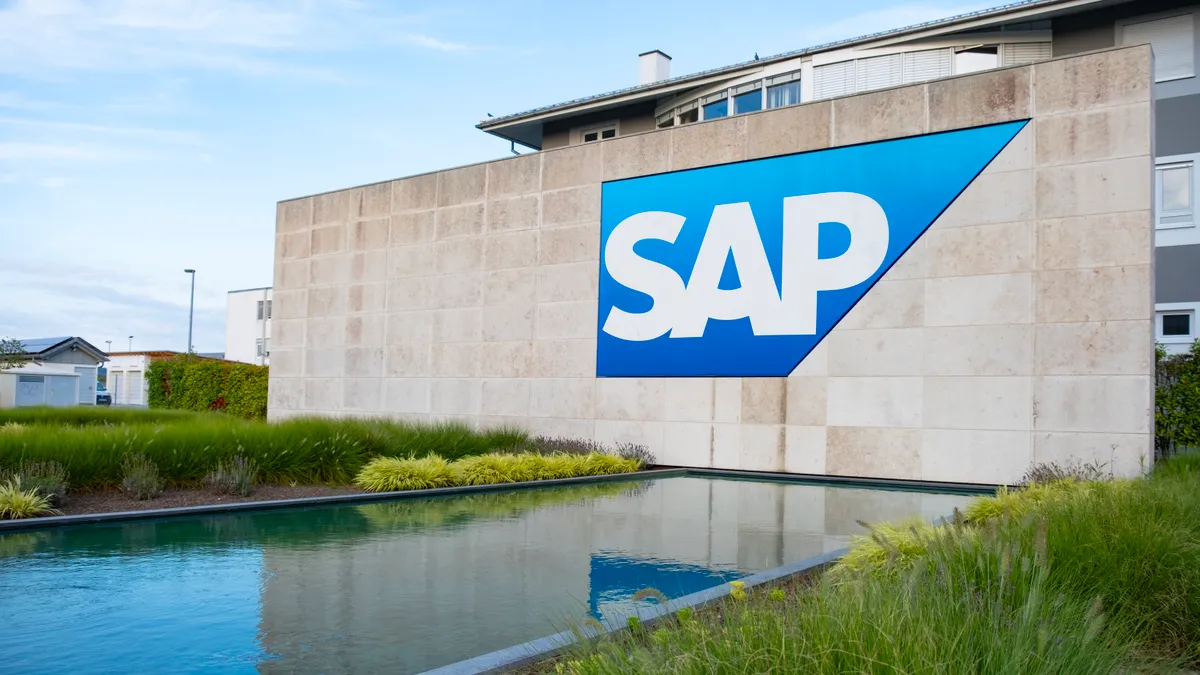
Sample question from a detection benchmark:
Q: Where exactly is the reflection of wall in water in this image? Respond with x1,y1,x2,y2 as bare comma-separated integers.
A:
256,479,967,673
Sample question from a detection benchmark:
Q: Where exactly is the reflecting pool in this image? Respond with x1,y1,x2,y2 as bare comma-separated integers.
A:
0,476,970,674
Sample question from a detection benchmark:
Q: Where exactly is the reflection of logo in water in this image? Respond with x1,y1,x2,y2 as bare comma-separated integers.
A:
587,552,740,623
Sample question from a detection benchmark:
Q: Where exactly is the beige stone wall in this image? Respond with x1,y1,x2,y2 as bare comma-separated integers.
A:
270,45,1155,485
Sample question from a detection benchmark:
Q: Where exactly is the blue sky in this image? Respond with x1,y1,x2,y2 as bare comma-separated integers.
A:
0,0,991,354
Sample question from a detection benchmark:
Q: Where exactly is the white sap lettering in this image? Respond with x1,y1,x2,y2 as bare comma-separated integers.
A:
602,211,688,341
601,192,889,340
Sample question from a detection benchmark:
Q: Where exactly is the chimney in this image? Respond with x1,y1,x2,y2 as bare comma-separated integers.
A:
638,50,671,85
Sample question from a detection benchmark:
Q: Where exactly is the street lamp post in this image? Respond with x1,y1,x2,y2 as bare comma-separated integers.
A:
106,340,112,353
184,269,196,354
128,336,133,351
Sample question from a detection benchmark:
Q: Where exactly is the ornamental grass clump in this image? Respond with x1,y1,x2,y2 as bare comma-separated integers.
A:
0,478,61,519
354,456,458,492
121,453,164,500
204,455,258,497
2,460,68,506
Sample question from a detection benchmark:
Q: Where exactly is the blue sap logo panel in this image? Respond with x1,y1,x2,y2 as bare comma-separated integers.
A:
597,120,1028,377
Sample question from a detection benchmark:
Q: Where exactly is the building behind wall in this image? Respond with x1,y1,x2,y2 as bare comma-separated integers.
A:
226,287,272,365
0,337,107,408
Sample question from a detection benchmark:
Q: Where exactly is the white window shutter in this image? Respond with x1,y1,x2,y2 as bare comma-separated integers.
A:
902,48,952,83
813,61,856,99
1001,42,1052,66
856,53,903,92
1122,14,1195,81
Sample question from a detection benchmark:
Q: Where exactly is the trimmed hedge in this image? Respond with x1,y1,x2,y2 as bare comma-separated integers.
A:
354,452,644,492
147,355,268,421
1158,342,1200,452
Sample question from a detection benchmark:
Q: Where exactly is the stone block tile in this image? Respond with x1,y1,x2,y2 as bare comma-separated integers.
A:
481,378,532,416
838,279,924,330
741,424,788,472
307,286,345,317
826,377,923,428
925,273,1032,326
349,218,389,251
542,142,601,191
933,170,1033,229
1033,375,1152,434
435,237,484,275
278,231,310,260
670,116,746,170
530,378,596,418
267,349,301,378
921,429,1032,484
539,223,600,265
431,342,481,378
273,290,308,321
482,304,535,342
882,236,927,281
739,378,786,424
663,422,714,468
487,153,541,197
1035,103,1151,167
277,198,313,233
428,272,482,310
785,425,827,475
351,182,391,219
712,379,742,423
832,85,926,146
277,260,309,290
542,185,600,227
389,211,436,246
827,328,923,377
346,282,386,314
1032,45,1151,116
537,261,599,302
536,300,597,339
482,267,537,306
746,100,831,160
483,230,538,270
665,377,714,422
1035,157,1151,219
391,173,438,212
305,348,344,378
309,255,351,287
272,317,305,348
349,250,387,284
386,244,434,279
304,378,342,411
923,376,1032,431
1034,265,1151,323
1035,321,1152,376
385,311,433,344
595,420,665,462
268,376,303,409
478,340,535,378
826,426,922,480
785,377,826,426
342,377,383,411
925,221,1032,278
384,341,432,379
788,340,828,377
430,378,482,415
437,164,486,207
384,377,431,414
436,203,485,240
305,317,344,349
923,325,1032,376
344,314,385,346
310,224,346,255
431,307,482,343
596,378,665,421
1035,212,1152,270
710,424,746,470
1034,431,1150,479
385,277,431,312
602,131,671,181
313,190,351,225
988,123,1033,173
929,66,1030,132
486,194,539,233
534,338,596,378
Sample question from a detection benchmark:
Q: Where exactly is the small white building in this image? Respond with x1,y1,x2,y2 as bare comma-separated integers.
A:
226,286,272,366
0,337,107,408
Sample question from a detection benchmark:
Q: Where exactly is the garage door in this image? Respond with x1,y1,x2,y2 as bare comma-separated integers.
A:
127,371,144,405
46,376,78,407
15,375,45,407
111,371,124,404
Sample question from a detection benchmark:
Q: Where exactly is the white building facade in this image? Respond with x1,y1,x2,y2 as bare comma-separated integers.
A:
105,353,152,406
226,287,272,366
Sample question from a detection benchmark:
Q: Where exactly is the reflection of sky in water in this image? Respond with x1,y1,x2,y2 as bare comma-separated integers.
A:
0,477,972,674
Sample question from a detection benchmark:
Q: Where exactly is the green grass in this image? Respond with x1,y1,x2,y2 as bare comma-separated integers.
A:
0,406,210,427
353,452,644,492
0,411,529,489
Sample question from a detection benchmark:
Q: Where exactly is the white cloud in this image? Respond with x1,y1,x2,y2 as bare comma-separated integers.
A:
0,91,58,111
0,141,111,161
400,33,472,53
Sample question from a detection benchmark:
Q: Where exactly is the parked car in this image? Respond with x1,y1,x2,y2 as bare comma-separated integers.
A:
96,385,112,406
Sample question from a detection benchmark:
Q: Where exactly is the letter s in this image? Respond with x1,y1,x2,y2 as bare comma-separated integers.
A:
601,211,687,341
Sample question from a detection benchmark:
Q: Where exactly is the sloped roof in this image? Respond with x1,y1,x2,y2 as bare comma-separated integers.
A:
15,336,109,362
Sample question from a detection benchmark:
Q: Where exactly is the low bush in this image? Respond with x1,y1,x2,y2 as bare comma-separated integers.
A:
0,460,68,506
0,478,61,519
355,456,458,492
204,456,258,497
121,454,164,500
147,355,268,421
0,406,207,427
354,452,643,493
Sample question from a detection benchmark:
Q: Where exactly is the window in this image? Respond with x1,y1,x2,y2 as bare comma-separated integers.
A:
1000,42,1052,66
256,300,264,320
266,300,272,320
765,70,802,108
955,45,999,75
1163,313,1191,336
703,99,728,119
902,48,952,82
732,81,763,114
656,111,675,129
813,60,857,100
1121,14,1194,82
256,338,265,357
678,107,699,125
1156,158,1195,229
1157,304,1198,353
579,123,617,143
856,53,903,92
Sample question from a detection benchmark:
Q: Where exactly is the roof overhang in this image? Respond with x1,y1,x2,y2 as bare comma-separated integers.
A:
478,0,1115,144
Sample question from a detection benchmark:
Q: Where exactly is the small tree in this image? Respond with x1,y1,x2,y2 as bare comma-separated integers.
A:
0,338,25,370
